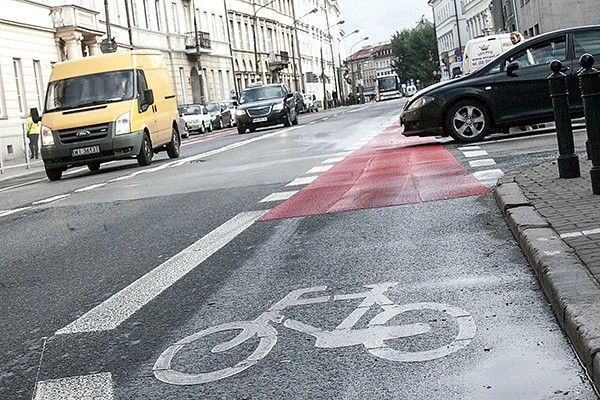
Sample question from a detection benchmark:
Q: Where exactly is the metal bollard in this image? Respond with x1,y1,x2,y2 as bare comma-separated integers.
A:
578,54,600,194
548,60,580,178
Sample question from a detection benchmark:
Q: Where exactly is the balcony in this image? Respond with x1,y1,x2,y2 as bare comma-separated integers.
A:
268,51,289,72
50,5,100,32
185,31,211,60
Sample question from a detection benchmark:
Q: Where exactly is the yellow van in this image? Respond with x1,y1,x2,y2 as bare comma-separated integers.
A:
32,50,181,180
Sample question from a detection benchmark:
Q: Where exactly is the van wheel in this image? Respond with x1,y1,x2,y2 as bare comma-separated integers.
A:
137,133,153,166
166,127,181,159
87,162,100,172
445,100,490,143
45,167,62,181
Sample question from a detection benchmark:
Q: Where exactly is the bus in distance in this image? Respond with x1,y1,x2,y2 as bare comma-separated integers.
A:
376,75,401,101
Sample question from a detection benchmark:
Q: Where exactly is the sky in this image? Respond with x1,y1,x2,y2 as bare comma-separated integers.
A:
338,0,433,55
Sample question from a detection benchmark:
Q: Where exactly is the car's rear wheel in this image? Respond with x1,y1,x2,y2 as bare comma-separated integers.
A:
445,100,490,143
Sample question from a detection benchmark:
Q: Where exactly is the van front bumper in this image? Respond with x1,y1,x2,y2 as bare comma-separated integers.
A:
41,130,144,169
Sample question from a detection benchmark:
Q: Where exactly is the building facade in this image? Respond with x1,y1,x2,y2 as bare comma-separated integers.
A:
1,0,343,163
345,42,394,100
429,0,468,79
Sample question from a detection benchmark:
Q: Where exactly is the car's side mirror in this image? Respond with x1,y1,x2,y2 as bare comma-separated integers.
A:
507,62,520,77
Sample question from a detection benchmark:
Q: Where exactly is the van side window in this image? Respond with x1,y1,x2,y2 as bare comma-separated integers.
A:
136,69,149,111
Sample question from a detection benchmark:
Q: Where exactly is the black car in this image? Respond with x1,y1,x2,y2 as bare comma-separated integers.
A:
235,83,299,134
400,25,600,143
206,101,233,130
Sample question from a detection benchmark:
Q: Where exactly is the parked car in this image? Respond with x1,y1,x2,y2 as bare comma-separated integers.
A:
178,117,190,139
293,92,305,113
221,99,238,126
303,93,317,112
400,25,600,143
178,104,212,134
206,101,233,130
236,83,299,134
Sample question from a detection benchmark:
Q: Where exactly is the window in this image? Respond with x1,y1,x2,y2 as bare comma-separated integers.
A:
33,60,43,110
155,0,162,31
179,67,187,104
574,30,600,59
130,0,139,27
142,0,150,29
0,64,5,117
507,36,566,69
13,59,26,115
171,2,179,33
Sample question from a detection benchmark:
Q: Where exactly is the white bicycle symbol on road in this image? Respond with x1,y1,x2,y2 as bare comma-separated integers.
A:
153,282,477,385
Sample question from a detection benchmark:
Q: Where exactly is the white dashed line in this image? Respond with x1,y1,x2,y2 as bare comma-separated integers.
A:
32,194,71,205
458,146,481,151
35,372,113,400
305,165,333,174
322,157,346,163
469,159,497,167
463,150,489,158
260,191,298,202
74,183,108,193
0,207,32,217
286,176,318,186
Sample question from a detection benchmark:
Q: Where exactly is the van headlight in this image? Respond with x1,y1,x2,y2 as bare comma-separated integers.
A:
40,125,54,146
115,112,131,135
272,103,284,111
407,96,435,110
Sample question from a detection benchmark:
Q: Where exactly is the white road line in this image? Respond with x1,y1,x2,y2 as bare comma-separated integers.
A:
260,191,298,202
55,210,268,335
35,372,113,400
32,194,71,205
0,207,31,217
305,165,333,174
469,159,497,167
74,183,108,192
344,145,362,151
463,150,489,158
457,146,481,151
473,169,504,186
322,156,346,163
286,176,318,186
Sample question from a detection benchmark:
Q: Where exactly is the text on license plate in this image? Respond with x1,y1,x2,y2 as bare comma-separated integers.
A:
252,117,268,123
72,145,100,157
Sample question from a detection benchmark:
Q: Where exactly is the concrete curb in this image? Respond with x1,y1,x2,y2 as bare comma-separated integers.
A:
494,178,600,392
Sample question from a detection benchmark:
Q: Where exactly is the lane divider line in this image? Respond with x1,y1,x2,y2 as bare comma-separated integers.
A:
55,210,268,335
260,191,298,202
34,372,113,400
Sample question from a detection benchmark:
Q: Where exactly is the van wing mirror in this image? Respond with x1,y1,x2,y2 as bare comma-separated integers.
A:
144,89,155,106
507,62,520,77
30,108,41,123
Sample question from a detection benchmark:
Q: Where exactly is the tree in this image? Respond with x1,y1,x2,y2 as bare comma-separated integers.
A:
390,20,439,87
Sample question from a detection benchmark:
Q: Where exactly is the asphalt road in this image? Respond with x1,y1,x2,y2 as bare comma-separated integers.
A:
0,101,597,399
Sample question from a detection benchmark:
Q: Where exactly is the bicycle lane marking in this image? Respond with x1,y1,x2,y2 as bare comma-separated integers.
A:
152,283,477,386
258,123,489,221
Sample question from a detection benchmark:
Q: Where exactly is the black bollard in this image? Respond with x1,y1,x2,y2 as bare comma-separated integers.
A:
578,54,600,194
548,60,580,178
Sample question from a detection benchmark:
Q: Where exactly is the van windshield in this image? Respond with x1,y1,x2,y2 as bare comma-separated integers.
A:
45,70,135,112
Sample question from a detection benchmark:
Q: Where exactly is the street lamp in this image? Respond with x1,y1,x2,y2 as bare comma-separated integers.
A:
252,0,278,82
349,36,369,104
338,29,359,103
292,7,318,92
324,19,344,108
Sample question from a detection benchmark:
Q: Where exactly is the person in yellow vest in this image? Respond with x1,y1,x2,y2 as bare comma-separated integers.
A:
25,113,40,159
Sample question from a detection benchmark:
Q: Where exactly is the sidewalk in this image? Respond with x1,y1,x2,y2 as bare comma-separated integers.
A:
0,157,44,182
494,154,600,392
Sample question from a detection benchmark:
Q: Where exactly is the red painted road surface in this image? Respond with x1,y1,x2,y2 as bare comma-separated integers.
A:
259,124,489,221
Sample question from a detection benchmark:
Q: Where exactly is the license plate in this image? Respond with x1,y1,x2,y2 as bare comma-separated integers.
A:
72,145,100,157
252,117,268,123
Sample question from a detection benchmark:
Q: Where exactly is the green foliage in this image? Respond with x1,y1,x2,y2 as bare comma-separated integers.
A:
390,21,439,87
